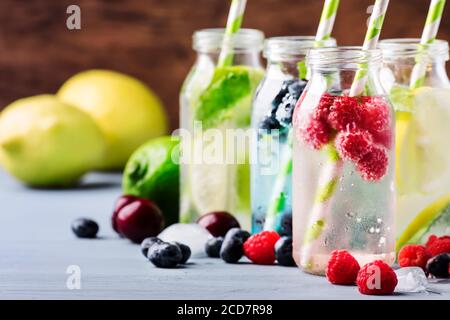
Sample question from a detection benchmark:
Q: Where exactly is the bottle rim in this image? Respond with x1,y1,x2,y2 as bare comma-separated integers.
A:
193,28,264,53
307,46,382,70
264,36,337,61
379,38,449,62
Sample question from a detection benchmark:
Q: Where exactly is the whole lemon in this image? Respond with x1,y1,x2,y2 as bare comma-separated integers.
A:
57,70,168,170
0,95,105,187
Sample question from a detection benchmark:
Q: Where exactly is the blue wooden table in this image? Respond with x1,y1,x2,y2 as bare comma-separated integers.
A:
0,170,448,300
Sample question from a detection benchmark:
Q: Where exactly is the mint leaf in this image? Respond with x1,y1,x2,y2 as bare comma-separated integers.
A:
194,67,251,129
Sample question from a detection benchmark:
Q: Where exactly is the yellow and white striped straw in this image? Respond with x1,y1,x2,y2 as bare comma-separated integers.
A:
315,0,340,46
349,0,390,97
218,0,248,67
410,0,447,89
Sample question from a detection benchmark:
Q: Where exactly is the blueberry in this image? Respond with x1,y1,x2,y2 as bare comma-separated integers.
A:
278,212,292,236
148,242,183,268
288,79,307,97
226,228,250,242
205,237,224,258
220,228,250,263
271,83,290,108
71,218,99,239
259,116,281,131
275,236,295,267
426,253,450,278
173,242,191,264
275,94,298,126
141,237,162,257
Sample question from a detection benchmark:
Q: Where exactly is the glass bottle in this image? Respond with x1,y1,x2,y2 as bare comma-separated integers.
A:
251,36,335,235
292,47,396,275
379,39,450,250
179,28,264,230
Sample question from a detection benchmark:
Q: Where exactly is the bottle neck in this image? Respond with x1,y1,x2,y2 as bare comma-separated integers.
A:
196,50,263,69
266,57,306,80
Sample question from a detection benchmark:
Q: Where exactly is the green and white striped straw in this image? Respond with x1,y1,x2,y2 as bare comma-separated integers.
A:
218,0,247,67
410,0,446,89
349,0,390,96
315,0,340,46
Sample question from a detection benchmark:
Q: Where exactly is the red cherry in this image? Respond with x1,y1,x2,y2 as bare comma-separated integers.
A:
197,211,240,237
116,198,164,243
112,195,139,234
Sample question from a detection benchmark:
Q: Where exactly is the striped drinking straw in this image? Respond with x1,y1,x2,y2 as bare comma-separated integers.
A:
349,0,390,96
315,0,340,46
218,0,248,67
409,0,447,89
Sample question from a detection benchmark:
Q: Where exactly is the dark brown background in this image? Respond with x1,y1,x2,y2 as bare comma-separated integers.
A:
1,0,449,130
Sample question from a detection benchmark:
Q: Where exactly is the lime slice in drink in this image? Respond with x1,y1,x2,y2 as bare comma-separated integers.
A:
397,194,450,251
394,87,450,195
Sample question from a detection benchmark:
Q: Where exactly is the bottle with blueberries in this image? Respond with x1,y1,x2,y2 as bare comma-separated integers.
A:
250,36,336,235
292,47,396,275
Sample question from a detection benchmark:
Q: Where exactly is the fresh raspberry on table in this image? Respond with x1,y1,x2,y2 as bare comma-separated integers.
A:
357,260,398,295
299,118,332,150
356,145,388,181
326,250,360,285
361,97,392,148
427,237,450,256
328,96,362,130
398,244,432,270
313,93,335,121
334,128,373,162
243,231,280,265
425,235,450,248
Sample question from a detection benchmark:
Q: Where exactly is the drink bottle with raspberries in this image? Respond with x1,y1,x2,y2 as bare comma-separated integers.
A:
179,29,264,229
251,36,335,234
292,47,396,275
379,39,450,249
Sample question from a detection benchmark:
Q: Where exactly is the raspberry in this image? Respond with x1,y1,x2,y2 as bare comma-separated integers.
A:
299,118,332,150
361,97,392,148
356,260,398,295
425,235,450,249
335,128,373,162
398,244,432,270
328,96,362,130
427,237,450,256
356,145,388,181
314,93,335,121
326,250,360,285
243,231,280,265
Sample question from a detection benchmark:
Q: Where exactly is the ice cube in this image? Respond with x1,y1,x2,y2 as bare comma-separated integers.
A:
158,223,211,258
394,267,428,293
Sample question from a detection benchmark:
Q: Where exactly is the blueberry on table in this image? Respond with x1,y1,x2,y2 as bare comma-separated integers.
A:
277,212,292,236
426,253,450,278
148,242,183,268
219,228,249,263
141,237,162,257
71,218,99,239
205,237,224,258
173,242,191,264
275,236,296,267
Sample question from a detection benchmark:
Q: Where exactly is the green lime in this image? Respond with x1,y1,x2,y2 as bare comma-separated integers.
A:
122,136,180,226
396,194,450,251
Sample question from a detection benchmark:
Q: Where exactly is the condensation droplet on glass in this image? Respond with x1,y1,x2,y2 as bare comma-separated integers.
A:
377,218,382,224
346,212,355,219
356,217,362,223
369,227,375,234
375,228,381,234
378,237,386,247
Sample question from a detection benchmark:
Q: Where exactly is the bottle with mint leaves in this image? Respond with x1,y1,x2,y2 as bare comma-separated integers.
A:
179,28,264,229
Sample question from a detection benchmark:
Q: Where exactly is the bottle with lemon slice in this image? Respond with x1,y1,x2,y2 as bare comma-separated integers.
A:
179,29,264,230
379,39,450,248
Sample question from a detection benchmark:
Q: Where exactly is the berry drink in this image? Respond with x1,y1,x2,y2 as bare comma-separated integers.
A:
292,47,396,275
251,37,335,234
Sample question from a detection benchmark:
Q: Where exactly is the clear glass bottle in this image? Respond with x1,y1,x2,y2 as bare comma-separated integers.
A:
379,39,450,249
292,47,396,275
179,29,264,229
251,36,335,235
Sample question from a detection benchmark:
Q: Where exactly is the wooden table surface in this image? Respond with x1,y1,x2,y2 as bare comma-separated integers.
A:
0,169,449,300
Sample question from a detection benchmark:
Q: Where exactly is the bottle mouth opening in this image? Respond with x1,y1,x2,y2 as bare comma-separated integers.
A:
193,28,264,53
307,47,382,70
379,38,449,62
264,36,336,61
